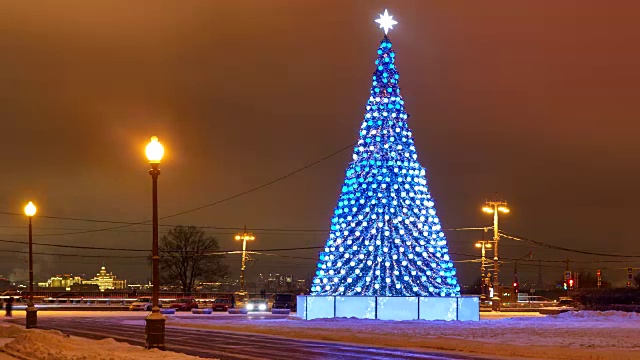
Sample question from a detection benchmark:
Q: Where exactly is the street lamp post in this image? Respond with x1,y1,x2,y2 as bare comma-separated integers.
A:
474,239,492,303
482,200,509,311
24,201,37,329
144,136,165,350
234,227,255,294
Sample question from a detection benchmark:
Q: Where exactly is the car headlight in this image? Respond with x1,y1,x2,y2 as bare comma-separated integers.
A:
258,304,267,311
246,304,254,310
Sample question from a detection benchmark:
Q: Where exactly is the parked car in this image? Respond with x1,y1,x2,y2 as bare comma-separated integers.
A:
272,293,296,310
169,298,198,311
129,297,162,311
245,298,268,312
557,297,577,308
212,298,232,311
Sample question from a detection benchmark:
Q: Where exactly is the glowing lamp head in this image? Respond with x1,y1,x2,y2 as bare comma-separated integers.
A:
475,243,482,248
485,243,492,248
235,233,255,241
146,136,164,164
24,201,37,217
498,206,510,213
482,206,494,214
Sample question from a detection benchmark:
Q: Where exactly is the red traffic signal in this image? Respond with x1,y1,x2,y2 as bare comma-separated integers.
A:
568,279,574,287
597,269,601,277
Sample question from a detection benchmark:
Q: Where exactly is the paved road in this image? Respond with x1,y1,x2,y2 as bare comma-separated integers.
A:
12,317,494,360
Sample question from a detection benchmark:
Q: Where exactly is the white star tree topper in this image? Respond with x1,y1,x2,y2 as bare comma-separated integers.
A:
375,9,398,35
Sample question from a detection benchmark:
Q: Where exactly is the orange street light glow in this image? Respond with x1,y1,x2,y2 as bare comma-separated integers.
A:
146,136,164,164
24,201,37,217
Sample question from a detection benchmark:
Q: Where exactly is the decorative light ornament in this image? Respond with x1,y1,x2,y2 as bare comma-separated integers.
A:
375,9,398,35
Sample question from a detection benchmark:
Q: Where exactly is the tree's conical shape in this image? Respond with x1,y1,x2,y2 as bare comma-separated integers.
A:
311,36,460,296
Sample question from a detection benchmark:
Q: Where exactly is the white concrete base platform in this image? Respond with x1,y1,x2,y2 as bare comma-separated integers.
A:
297,295,479,321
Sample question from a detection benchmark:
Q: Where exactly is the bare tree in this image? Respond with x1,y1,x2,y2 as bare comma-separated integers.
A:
159,225,229,294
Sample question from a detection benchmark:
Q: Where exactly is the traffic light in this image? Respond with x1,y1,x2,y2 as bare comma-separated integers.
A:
513,282,519,293
563,282,567,290
568,279,574,289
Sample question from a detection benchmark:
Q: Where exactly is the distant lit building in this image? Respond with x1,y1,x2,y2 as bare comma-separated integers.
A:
39,266,126,292
263,273,296,293
83,266,126,291
39,274,83,290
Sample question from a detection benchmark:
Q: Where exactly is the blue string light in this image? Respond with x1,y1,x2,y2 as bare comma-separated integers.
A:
311,37,460,297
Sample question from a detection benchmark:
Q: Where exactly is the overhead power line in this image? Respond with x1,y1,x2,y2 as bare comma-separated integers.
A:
0,249,145,259
0,142,356,236
158,142,357,220
500,231,640,258
0,239,326,253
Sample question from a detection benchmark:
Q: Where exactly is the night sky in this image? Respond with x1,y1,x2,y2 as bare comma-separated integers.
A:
1,1,639,287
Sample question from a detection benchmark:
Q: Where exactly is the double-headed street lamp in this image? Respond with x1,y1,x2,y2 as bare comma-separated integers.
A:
145,136,165,350
24,201,37,329
474,239,492,303
234,228,255,294
482,200,510,311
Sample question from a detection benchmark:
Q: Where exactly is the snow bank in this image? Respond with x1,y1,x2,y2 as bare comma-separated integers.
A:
164,311,640,360
0,323,204,360
554,310,640,320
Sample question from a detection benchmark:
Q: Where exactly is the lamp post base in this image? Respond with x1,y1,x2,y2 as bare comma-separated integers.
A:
491,296,501,311
25,306,38,329
144,312,166,350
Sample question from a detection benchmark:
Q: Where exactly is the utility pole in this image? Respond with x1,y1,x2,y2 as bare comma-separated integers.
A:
513,252,531,297
482,199,510,311
234,226,255,294
537,260,543,289
475,229,492,303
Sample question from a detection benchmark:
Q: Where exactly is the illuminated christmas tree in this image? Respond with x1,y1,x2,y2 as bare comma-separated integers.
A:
312,10,460,297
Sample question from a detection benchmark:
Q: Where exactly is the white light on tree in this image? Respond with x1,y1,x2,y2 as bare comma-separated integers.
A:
375,9,398,35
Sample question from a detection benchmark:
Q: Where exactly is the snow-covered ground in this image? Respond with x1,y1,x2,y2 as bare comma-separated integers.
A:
162,311,640,360
2,310,640,359
0,317,205,360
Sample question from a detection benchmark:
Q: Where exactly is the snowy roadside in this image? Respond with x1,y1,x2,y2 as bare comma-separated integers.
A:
160,311,640,360
0,317,206,360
